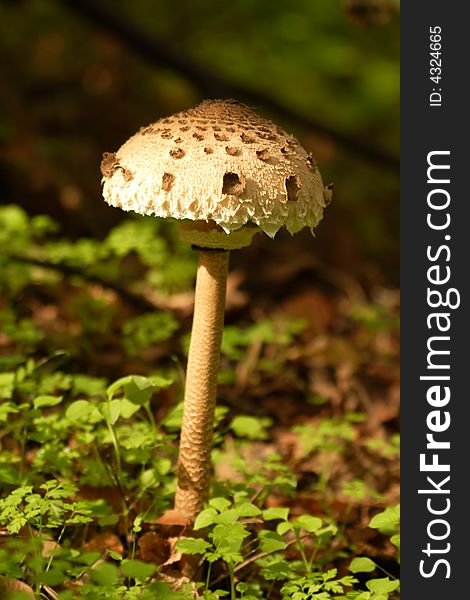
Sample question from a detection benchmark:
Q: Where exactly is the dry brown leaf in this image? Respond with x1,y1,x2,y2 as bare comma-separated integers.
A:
138,531,170,565
0,576,35,599
83,531,124,555
154,509,192,528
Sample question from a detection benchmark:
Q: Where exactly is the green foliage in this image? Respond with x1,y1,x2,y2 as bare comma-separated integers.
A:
174,491,398,600
280,570,358,599
346,507,400,597
293,413,364,457
0,480,93,534
349,304,399,334
292,413,367,492
218,317,307,385
230,415,273,440
122,312,179,356
0,201,399,597
0,354,400,599
369,506,400,535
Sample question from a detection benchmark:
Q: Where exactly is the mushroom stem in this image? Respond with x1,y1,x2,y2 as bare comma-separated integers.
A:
175,248,229,520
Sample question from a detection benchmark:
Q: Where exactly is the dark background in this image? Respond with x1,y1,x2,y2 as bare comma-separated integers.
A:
0,0,399,287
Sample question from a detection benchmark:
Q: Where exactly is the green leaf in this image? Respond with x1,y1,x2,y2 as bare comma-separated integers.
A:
391,533,400,551
162,402,183,430
293,515,322,533
90,562,118,586
66,400,100,422
0,402,20,423
194,507,218,530
176,537,212,555
77,551,101,565
369,505,400,532
124,376,156,406
349,557,377,573
235,501,262,517
33,395,63,409
0,372,15,398
230,415,272,440
36,567,66,586
99,514,119,527
107,374,157,405
133,515,143,534
366,577,400,594
0,463,19,485
120,396,142,419
258,530,288,553
209,497,231,512
101,399,121,424
258,557,292,581
263,507,289,521
106,376,132,399
149,374,174,389
210,522,248,563
214,509,239,525
121,559,156,580
276,521,294,535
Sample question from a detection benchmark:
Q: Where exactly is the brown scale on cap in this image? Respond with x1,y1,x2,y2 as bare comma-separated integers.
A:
162,172,175,192
285,175,301,202
214,132,229,142
169,148,185,159
240,132,256,144
100,152,133,182
139,126,155,135
307,153,318,171
257,131,277,141
222,172,245,195
256,148,271,161
225,146,241,156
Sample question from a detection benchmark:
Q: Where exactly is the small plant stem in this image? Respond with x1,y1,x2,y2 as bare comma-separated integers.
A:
45,521,68,573
18,419,30,483
205,563,212,597
103,423,131,542
308,546,319,571
228,561,236,600
27,522,42,596
175,249,229,521
295,529,311,573
144,403,157,438
212,535,310,586
131,534,137,560
317,453,335,494
376,562,398,580
106,421,122,474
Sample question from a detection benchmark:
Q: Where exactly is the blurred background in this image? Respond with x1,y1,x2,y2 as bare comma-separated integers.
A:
0,0,399,284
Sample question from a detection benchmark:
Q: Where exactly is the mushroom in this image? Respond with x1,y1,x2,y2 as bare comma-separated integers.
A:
101,99,331,521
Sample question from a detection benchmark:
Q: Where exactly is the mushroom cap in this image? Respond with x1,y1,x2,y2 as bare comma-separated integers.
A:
101,99,331,243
